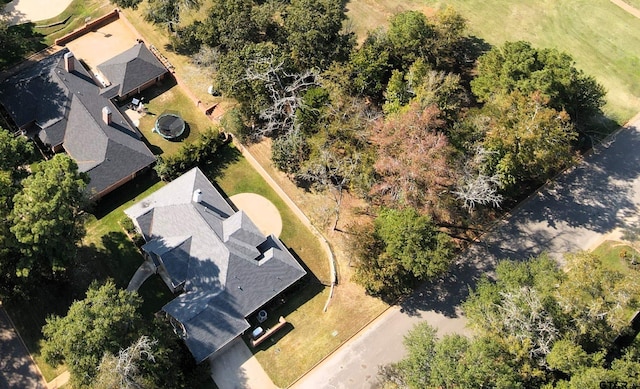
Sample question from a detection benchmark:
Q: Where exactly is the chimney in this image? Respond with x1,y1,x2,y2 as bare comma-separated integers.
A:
192,189,202,203
64,52,74,72
102,106,112,125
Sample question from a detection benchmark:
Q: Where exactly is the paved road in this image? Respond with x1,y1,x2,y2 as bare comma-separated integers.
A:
294,118,640,389
0,305,47,389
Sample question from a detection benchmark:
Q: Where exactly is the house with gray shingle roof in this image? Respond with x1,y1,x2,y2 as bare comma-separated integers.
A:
97,42,168,99
124,167,307,362
0,49,156,199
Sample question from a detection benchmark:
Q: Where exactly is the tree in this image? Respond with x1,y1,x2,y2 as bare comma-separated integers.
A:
283,0,353,70
243,55,319,137
353,208,454,299
471,41,605,131
42,281,143,387
349,29,392,100
396,322,438,388
557,252,640,349
387,11,434,68
453,147,503,211
145,0,200,31
383,324,522,389
196,0,258,52
299,148,362,230
94,336,158,389
0,128,35,175
370,103,456,219
109,0,143,9
10,154,88,277
429,6,468,71
376,208,454,279
477,91,577,195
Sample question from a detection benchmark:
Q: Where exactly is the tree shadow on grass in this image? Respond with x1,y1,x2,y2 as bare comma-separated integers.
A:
200,142,242,181
90,170,161,219
0,23,47,70
3,231,142,355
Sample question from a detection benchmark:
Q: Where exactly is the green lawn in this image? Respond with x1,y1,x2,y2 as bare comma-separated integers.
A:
592,239,640,273
132,78,218,157
346,0,640,123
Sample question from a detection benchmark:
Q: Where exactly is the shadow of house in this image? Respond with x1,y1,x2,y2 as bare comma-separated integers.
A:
124,167,307,363
0,48,157,199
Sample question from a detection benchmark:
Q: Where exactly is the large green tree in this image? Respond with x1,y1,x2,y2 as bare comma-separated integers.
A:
0,129,35,295
353,208,454,299
42,281,143,387
477,91,577,194
471,41,605,130
283,0,353,70
10,154,88,277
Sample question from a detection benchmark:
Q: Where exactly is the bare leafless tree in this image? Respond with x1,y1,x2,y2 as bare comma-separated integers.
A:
299,149,361,231
244,56,318,138
453,146,503,211
499,287,558,363
95,335,157,389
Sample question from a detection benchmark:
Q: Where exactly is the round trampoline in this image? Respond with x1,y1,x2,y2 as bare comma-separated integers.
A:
153,112,185,139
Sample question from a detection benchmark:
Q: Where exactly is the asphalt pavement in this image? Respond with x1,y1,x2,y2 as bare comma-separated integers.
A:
0,305,47,389
293,118,640,389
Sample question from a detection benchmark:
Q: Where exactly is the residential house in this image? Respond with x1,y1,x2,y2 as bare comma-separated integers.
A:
124,167,307,362
0,46,162,199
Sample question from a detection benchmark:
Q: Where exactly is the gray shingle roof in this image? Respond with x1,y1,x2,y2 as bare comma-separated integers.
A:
124,167,306,362
0,49,156,198
97,42,167,97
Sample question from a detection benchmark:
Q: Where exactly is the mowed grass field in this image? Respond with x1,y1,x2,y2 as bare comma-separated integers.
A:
346,0,640,123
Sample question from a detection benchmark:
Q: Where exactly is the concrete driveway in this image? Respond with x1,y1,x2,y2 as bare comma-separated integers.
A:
293,117,640,388
210,338,277,389
0,305,47,389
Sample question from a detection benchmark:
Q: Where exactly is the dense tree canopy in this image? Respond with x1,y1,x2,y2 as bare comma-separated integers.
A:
42,281,143,387
471,41,606,130
353,208,454,299
381,253,640,388
476,91,577,193
282,0,353,70
10,154,88,277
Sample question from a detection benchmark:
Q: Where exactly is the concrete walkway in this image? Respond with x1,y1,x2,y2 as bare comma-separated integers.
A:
229,193,283,237
3,0,73,25
127,259,156,292
46,371,70,389
210,338,277,389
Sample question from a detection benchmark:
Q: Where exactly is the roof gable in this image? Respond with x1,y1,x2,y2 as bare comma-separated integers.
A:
97,43,167,97
64,96,109,171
